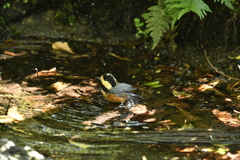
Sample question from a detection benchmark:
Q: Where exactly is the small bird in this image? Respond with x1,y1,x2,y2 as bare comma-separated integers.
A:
97,73,139,103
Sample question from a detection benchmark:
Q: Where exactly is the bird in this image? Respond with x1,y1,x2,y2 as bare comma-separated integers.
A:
97,73,139,103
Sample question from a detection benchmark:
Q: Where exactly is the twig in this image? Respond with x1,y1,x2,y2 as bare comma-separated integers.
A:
108,52,131,61
204,50,240,81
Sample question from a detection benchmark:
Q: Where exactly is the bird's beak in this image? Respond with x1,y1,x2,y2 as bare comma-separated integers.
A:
95,77,100,80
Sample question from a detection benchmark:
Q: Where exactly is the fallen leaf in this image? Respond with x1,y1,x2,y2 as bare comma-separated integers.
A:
28,68,63,80
212,109,240,127
198,84,213,92
178,147,196,152
172,90,193,99
143,118,157,122
182,62,190,68
0,86,13,94
52,42,74,54
47,81,70,92
130,104,148,114
155,65,182,73
3,51,15,56
7,107,25,121
0,115,15,123
226,151,240,159
228,55,240,59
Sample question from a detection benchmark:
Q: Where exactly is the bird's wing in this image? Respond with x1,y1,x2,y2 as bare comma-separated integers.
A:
109,83,138,97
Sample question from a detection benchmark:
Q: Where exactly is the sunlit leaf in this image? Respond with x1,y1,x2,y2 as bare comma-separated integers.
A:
52,42,75,54
151,84,164,88
179,147,195,152
142,81,160,86
228,55,240,59
3,51,15,56
217,147,229,155
0,115,15,123
7,107,25,121
47,81,70,92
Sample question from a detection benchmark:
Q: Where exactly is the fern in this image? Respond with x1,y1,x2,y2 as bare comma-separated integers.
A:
146,4,170,49
214,0,234,10
165,0,212,29
138,0,235,50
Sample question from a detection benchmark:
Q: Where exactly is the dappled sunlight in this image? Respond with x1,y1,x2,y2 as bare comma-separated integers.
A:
0,37,239,159
212,109,240,127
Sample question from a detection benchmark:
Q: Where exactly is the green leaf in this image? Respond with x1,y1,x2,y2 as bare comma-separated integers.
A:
146,4,170,49
142,81,160,86
151,84,164,88
178,8,190,20
165,0,212,27
134,18,140,23
142,81,163,88
141,13,149,20
214,0,234,10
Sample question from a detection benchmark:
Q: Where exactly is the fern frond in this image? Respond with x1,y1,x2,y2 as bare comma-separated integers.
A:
165,0,212,28
214,0,234,10
146,5,170,49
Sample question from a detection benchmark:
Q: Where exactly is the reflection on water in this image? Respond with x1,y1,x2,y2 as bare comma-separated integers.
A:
2,101,240,159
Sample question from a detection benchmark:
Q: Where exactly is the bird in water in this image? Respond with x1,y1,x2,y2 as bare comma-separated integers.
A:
97,73,139,104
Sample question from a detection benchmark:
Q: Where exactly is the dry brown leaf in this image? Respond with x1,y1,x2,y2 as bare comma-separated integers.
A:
143,118,157,122
52,42,74,54
212,109,240,127
47,81,70,92
226,151,240,160
196,78,209,83
49,67,57,72
7,107,25,121
198,84,213,92
0,86,13,94
178,147,196,152
3,51,15,56
0,115,15,123
29,68,63,80
182,62,190,68
130,104,148,114
207,79,220,87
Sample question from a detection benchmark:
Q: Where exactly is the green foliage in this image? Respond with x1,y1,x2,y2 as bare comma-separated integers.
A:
146,4,170,49
134,0,235,50
55,11,76,25
68,15,76,26
142,81,163,88
134,13,149,38
165,0,212,29
3,3,10,9
214,0,234,10
0,17,6,25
